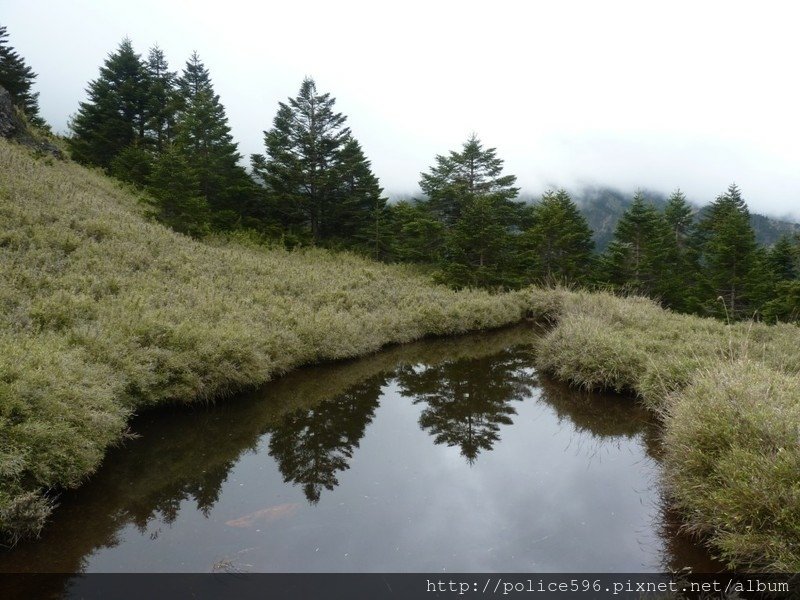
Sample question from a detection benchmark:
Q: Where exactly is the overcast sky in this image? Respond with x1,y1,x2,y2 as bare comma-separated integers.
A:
5,0,800,218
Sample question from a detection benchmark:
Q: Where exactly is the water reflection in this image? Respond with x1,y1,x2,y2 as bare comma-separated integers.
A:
266,377,383,503
395,348,535,463
0,325,722,577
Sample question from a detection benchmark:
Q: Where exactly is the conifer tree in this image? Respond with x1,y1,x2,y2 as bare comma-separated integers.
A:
173,52,252,221
0,25,44,126
147,145,210,237
417,135,523,288
144,45,177,151
760,234,800,323
69,38,149,168
663,189,694,247
660,189,702,312
600,191,671,298
523,189,594,285
419,134,519,226
253,78,383,246
768,234,799,282
109,143,153,187
442,195,519,289
177,51,212,102
695,184,758,319
332,138,387,255
384,201,446,263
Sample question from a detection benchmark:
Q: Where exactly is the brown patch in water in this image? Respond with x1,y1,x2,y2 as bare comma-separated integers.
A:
224,503,299,528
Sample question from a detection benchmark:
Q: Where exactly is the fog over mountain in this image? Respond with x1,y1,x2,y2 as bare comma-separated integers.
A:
6,1,800,221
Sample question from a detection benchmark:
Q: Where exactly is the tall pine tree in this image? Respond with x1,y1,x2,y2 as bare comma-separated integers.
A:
660,189,702,312
252,78,383,247
332,137,387,255
600,191,671,299
144,45,177,151
69,38,148,168
418,135,523,288
172,52,253,223
442,195,519,289
695,184,758,319
384,201,446,264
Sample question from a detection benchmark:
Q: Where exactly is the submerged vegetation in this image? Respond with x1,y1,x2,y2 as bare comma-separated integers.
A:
531,288,800,570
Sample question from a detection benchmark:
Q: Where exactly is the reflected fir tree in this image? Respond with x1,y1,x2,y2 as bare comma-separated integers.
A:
266,377,384,503
395,347,535,464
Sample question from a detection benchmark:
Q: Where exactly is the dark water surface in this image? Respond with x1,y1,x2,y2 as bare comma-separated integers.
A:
0,326,721,573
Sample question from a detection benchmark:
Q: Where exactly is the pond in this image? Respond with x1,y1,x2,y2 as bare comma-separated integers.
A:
0,325,720,574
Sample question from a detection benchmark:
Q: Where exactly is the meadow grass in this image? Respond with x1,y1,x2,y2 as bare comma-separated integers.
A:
530,288,800,570
0,139,529,543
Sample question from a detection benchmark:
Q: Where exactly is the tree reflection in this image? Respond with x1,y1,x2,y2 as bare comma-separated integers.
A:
266,376,384,503
395,346,536,463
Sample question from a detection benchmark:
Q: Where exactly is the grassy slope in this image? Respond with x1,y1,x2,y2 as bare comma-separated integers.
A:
0,140,529,542
530,288,800,570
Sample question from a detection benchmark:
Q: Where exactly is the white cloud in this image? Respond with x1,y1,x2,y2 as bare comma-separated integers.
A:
5,0,799,217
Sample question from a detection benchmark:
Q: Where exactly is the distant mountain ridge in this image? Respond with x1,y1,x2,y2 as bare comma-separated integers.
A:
393,187,800,252
566,187,799,252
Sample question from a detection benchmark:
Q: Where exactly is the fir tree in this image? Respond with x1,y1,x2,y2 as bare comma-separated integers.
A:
759,235,800,323
147,145,210,237
173,52,252,221
109,143,153,187
523,189,594,285
419,134,519,226
69,38,149,168
0,25,44,126
385,201,446,264
696,184,758,319
768,234,799,282
663,189,694,247
144,45,177,151
417,135,523,288
441,195,519,289
600,191,671,298
177,51,212,102
332,137,387,256
660,189,702,312
253,78,382,246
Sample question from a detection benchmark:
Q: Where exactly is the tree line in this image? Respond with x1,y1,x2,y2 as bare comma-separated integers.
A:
2,30,799,323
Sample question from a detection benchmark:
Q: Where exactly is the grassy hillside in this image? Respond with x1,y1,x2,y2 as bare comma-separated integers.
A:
0,139,529,543
530,288,800,570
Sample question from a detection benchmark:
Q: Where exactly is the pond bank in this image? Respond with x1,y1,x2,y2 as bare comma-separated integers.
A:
0,325,721,575
529,288,800,571
0,139,529,544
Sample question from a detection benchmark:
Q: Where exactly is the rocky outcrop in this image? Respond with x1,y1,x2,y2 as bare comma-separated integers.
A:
0,85,22,137
0,84,63,158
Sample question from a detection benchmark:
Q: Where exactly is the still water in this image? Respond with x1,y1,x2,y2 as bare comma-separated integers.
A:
0,326,720,573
